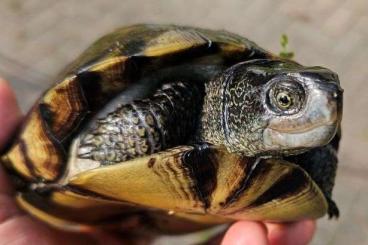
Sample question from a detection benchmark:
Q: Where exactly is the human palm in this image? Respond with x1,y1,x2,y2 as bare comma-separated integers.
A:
0,78,315,245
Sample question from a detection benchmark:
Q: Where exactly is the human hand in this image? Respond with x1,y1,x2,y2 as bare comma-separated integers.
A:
0,78,315,245
0,78,127,245
221,220,315,245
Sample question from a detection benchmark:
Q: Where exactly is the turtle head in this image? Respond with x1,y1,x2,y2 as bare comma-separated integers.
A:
200,59,343,156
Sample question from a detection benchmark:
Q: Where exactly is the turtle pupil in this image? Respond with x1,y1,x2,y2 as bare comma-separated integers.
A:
279,94,289,105
275,92,292,109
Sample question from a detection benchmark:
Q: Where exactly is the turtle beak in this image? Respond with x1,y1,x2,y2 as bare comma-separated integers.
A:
317,80,343,124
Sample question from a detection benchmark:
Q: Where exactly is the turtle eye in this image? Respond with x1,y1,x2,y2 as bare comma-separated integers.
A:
276,91,293,109
268,80,305,114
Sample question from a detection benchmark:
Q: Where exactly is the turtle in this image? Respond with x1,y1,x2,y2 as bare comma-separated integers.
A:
0,24,343,235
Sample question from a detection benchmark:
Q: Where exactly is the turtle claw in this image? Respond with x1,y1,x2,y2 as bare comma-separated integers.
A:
327,198,339,219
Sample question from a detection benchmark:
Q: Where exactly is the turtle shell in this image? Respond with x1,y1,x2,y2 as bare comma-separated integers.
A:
2,24,273,181
0,24,330,232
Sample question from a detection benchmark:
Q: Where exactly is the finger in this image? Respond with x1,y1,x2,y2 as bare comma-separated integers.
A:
90,230,131,245
0,193,21,223
0,215,131,245
0,78,21,195
221,221,268,245
0,215,97,245
266,220,316,245
0,78,21,150
0,165,15,196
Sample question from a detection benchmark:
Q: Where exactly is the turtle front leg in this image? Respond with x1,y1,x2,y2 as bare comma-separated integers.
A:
76,81,203,165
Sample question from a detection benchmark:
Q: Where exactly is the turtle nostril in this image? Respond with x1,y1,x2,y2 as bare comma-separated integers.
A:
331,87,343,101
326,83,343,101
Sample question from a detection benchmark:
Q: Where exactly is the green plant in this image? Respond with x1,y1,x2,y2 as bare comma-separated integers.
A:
279,34,294,59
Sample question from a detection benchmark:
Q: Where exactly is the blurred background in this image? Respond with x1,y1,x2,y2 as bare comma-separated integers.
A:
0,0,367,244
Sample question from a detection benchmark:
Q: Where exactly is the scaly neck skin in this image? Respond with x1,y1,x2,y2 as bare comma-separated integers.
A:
196,73,226,147
196,67,266,157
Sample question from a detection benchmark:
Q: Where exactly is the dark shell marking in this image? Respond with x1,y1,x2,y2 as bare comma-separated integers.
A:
181,144,219,209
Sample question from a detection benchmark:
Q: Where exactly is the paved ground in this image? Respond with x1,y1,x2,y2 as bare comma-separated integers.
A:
0,0,367,244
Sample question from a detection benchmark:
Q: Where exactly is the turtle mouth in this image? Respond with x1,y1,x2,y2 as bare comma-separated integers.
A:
263,124,338,154
267,117,338,134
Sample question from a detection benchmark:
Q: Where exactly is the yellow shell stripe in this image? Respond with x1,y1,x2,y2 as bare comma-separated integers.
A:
2,110,65,180
16,193,95,233
68,146,327,222
215,160,328,221
17,188,228,231
70,146,205,213
142,29,209,57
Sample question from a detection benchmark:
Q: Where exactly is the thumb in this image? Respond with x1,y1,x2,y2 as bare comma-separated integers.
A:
0,78,21,150
221,221,269,245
